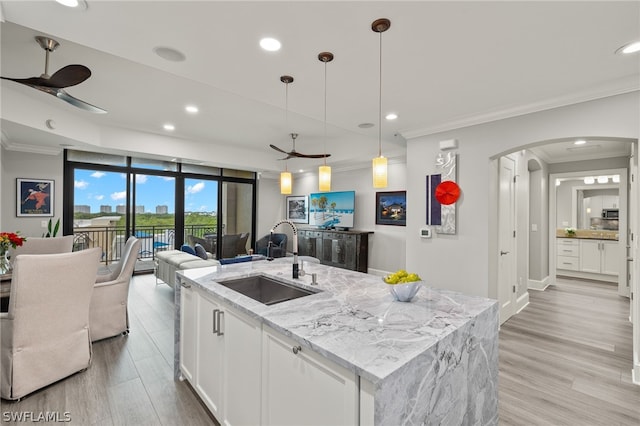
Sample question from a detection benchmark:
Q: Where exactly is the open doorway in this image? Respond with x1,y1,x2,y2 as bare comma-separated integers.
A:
550,168,629,297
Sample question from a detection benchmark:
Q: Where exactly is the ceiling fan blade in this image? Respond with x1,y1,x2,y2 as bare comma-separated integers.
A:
1,65,91,89
294,153,332,159
56,89,107,114
270,144,289,154
47,65,91,88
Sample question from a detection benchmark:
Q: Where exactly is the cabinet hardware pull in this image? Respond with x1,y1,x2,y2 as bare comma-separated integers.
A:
180,281,191,289
216,311,224,336
212,309,219,334
292,345,302,354
500,251,509,256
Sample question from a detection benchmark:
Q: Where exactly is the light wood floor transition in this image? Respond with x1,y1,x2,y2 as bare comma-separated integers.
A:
1,274,638,425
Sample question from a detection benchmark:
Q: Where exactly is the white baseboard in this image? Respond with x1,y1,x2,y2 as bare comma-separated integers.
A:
528,276,551,291
633,365,640,386
368,268,391,277
516,291,529,314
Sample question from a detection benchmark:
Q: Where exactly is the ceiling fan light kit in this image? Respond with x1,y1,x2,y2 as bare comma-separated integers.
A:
371,18,390,189
1,36,106,113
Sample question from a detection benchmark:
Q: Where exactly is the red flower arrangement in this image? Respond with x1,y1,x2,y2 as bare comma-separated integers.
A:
0,232,27,251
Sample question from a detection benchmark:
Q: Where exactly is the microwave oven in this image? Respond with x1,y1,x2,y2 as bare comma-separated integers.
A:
602,209,619,219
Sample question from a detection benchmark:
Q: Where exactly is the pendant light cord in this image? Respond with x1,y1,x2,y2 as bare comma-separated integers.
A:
323,60,328,166
378,30,382,158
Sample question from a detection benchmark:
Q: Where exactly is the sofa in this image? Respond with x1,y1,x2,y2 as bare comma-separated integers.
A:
155,249,219,288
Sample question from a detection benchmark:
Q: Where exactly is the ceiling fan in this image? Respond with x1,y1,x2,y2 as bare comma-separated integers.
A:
1,36,107,114
269,75,331,160
270,132,331,160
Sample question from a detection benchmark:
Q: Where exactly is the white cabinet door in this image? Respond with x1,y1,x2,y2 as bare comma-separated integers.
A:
179,283,197,382
261,326,358,426
601,240,620,276
222,306,262,426
580,240,601,273
195,291,224,418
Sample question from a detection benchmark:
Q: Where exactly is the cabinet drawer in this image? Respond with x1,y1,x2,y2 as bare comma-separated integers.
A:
557,238,579,247
557,255,579,270
556,245,579,257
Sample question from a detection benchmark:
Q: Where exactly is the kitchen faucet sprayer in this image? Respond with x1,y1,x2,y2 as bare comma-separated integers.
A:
270,219,299,278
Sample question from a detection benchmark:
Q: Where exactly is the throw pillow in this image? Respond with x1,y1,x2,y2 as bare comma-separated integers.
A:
180,244,196,255
194,243,208,260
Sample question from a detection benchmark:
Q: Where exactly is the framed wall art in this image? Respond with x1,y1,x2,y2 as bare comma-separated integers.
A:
376,191,406,226
286,195,309,224
17,178,54,217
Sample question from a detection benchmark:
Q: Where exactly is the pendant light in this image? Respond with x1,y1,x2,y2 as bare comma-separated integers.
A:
371,18,390,188
318,52,334,192
280,75,294,194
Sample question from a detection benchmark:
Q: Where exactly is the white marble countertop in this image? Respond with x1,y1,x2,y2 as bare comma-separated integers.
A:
178,258,497,385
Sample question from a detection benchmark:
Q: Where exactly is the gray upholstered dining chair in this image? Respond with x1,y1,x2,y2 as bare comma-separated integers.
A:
90,237,141,342
9,235,74,263
0,247,102,400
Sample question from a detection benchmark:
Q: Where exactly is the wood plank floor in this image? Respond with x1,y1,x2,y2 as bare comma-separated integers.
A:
0,273,217,426
1,274,638,425
499,277,640,425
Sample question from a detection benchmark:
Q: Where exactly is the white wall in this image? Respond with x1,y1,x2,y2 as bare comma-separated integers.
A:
257,161,407,274
1,148,64,237
405,91,639,298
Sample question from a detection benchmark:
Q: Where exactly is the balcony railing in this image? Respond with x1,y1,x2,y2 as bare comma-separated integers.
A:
72,225,217,264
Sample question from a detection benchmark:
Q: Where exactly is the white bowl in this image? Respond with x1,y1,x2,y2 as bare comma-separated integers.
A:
385,280,422,302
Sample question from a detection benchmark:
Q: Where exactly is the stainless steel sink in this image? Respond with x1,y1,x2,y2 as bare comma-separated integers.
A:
216,275,318,305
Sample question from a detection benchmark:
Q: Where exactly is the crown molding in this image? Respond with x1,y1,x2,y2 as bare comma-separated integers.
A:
1,139,62,156
401,76,640,140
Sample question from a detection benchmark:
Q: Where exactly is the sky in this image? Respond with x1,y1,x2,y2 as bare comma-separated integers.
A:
73,169,219,214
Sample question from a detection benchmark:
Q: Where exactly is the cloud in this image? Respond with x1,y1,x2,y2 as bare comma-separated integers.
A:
95,195,104,201
198,205,208,212
136,175,147,183
91,171,106,178
75,180,89,189
111,191,127,201
186,181,205,194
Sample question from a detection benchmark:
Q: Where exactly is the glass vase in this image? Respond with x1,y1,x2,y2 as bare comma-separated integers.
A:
0,248,10,275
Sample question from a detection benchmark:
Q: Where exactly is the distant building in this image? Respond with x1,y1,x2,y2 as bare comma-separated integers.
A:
135,205,145,214
156,205,169,214
116,205,126,214
74,205,90,214
100,205,112,213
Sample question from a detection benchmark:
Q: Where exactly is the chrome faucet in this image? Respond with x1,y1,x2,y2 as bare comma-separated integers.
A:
270,219,299,278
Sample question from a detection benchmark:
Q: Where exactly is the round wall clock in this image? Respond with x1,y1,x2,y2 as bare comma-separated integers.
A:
435,181,461,205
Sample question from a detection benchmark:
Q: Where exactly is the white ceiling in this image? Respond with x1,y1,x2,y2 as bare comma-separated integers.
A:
1,1,639,172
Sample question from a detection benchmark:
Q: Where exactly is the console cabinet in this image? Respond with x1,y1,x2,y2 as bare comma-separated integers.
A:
297,229,372,272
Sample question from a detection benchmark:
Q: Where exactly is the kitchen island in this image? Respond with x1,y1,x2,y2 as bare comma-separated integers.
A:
174,258,498,425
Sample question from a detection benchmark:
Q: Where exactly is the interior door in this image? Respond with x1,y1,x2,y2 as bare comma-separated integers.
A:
498,156,517,323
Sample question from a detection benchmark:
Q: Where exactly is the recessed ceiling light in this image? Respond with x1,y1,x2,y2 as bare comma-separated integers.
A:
584,177,595,184
153,46,186,62
612,174,620,183
55,0,86,8
385,113,398,120
358,123,375,128
260,38,281,52
597,176,608,184
185,105,199,114
616,40,640,55
163,124,175,131
298,169,304,173
574,140,586,145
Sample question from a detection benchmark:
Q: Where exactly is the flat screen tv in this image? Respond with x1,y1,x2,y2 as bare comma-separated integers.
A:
308,190,355,229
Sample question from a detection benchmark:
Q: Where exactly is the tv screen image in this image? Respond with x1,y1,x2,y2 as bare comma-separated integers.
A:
309,190,355,229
